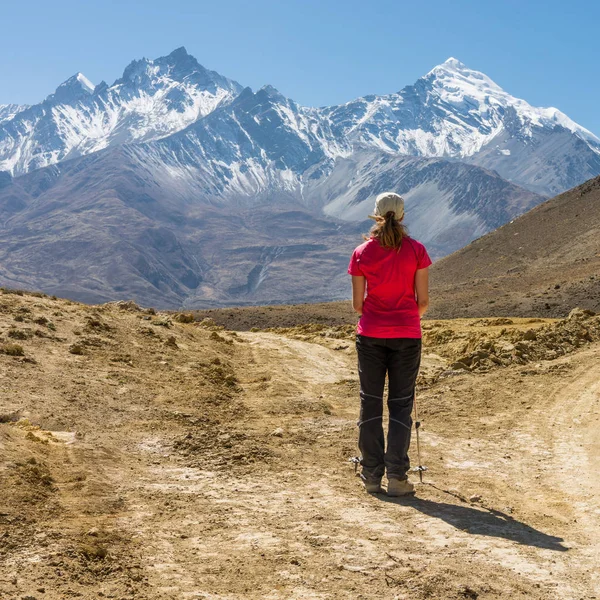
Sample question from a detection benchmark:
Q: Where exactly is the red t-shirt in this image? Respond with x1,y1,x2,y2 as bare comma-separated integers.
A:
347,236,432,338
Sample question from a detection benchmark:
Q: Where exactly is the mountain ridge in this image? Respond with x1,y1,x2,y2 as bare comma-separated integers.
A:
0,47,243,176
427,174,600,318
0,141,542,308
0,49,598,308
2,50,599,197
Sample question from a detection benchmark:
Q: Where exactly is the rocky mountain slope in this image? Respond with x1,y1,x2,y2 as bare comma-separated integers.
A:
0,141,540,308
427,175,600,318
192,175,600,326
311,151,541,257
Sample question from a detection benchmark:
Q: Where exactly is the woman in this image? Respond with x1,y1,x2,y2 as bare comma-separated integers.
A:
347,192,431,496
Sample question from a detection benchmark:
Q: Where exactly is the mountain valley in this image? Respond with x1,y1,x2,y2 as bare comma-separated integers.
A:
1,49,599,307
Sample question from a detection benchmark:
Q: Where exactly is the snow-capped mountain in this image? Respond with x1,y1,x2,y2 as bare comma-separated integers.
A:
129,83,351,202
0,103,28,124
327,58,599,156
45,72,95,104
124,81,540,256
324,58,600,195
0,47,243,175
0,49,598,307
2,52,599,197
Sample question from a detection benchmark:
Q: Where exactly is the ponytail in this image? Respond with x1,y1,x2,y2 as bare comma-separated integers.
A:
364,210,407,249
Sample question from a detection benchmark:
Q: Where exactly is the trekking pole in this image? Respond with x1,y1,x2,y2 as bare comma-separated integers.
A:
412,386,427,483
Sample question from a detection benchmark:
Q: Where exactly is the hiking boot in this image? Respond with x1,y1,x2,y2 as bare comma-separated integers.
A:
363,479,383,494
387,478,415,497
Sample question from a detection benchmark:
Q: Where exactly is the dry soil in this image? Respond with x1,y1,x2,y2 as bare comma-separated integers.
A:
1,291,599,599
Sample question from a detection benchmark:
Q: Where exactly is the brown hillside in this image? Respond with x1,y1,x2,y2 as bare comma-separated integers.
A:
428,175,600,318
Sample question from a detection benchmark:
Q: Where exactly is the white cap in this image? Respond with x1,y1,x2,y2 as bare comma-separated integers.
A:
374,192,405,220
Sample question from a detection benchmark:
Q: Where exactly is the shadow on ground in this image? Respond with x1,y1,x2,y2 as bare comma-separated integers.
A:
379,493,567,552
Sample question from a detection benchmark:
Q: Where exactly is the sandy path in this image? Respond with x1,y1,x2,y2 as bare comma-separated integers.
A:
545,347,600,595
3,296,599,599
110,334,600,599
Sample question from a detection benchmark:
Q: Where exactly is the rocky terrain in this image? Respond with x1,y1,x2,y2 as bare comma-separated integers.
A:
1,288,600,598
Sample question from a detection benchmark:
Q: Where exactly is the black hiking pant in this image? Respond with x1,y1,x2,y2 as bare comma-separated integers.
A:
356,335,422,482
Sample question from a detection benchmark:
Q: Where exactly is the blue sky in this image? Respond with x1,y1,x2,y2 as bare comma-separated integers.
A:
1,0,599,135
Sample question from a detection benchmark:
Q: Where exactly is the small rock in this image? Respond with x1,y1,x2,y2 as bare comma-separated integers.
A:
175,313,195,324
115,300,141,312
68,343,85,355
458,585,479,599
567,307,595,320
79,543,108,559
450,360,470,371
469,494,482,503
152,318,172,328
86,527,99,537
164,336,178,349
271,428,284,437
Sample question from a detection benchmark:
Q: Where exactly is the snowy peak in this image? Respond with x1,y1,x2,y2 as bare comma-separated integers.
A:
423,58,599,144
320,56,600,194
425,57,505,96
75,72,95,93
442,57,465,68
0,48,245,176
115,47,242,95
228,84,296,121
46,72,95,104
118,57,154,86
257,84,288,102
0,104,29,124
162,46,202,73
167,46,191,61
434,57,475,74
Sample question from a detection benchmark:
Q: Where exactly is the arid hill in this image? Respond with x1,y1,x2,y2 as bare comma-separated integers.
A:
428,175,600,319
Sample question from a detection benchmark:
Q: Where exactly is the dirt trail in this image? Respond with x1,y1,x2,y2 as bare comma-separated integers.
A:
108,334,600,599
544,347,600,593
2,294,600,599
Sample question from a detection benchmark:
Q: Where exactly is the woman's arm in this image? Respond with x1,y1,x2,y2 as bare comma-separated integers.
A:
415,267,430,317
351,275,366,315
